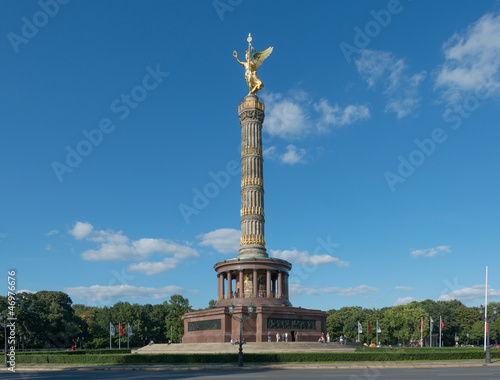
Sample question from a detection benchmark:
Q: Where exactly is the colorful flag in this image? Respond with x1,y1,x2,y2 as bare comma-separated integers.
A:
128,324,133,336
368,322,372,334
119,323,124,336
440,317,444,332
376,320,381,333
358,321,363,334
110,323,116,336
486,322,489,336
420,318,424,333
430,317,434,331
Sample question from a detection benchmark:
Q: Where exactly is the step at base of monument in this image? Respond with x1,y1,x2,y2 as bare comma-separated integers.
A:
134,342,356,354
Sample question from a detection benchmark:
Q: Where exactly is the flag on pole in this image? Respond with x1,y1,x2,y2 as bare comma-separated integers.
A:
440,317,444,332
420,318,424,333
368,322,372,334
376,320,381,333
119,323,124,336
110,323,116,336
128,324,133,336
358,321,363,334
430,317,434,331
486,322,489,336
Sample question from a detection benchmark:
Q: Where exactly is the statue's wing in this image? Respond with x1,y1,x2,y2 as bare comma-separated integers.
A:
253,47,273,70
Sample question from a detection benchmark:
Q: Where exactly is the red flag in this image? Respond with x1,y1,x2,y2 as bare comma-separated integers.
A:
420,318,424,333
486,322,489,336
440,318,444,332
368,322,372,334
119,323,124,336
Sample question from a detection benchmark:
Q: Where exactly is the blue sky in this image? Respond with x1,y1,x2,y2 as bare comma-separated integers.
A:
2,0,500,311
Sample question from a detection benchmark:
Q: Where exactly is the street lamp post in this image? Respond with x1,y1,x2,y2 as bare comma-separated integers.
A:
479,305,498,364
228,302,254,367
0,316,7,367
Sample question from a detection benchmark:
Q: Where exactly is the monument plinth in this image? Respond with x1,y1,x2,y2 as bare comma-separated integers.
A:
182,35,327,343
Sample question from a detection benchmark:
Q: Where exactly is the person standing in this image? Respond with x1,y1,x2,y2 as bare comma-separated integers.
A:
268,331,271,342
282,332,285,342
326,332,330,343
276,332,280,342
285,332,288,342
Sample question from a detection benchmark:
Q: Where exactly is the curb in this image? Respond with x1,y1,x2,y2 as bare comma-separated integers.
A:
4,361,500,372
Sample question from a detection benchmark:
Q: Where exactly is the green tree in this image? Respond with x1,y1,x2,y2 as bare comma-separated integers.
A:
164,294,192,343
454,305,481,345
470,320,485,345
383,303,428,346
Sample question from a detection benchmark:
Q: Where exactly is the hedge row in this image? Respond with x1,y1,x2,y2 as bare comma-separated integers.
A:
355,347,500,353
3,349,131,356
15,350,500,365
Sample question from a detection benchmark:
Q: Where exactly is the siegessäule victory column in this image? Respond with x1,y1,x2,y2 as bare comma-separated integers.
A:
181,35,327,344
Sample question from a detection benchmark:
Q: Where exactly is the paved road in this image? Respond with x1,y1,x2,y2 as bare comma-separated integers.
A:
2,367,500,379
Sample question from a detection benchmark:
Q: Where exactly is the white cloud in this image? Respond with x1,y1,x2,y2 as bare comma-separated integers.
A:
17,289,36,294
410,245,451,258
64,284,185,301
46,229,58,236
45,244,52,251
270,248,349,267
127,258,180,275
394,296,416,306
264,145,307,165
320,285,379,297
261,92,309,139
314,99,370,131
68,221,93,239
261,91,370,139
197,228,240,254
69,221,199,263
263,146,277,159
289,283,320,297
439,285,500,303
280,145,306,165
355,49,426,118
435,13,500,104
395,286,414,291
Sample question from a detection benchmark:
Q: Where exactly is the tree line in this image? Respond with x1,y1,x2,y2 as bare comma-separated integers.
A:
0,291,192,349
1,291,499,349
327,299,500,346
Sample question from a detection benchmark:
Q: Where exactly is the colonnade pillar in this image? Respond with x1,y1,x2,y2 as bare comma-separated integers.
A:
253,269,258,298
227,271,232,299
277,271,282,299
266,270,271,298
239,270,244,296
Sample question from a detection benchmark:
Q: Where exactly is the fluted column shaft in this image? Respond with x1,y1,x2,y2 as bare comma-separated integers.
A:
238,95,267,258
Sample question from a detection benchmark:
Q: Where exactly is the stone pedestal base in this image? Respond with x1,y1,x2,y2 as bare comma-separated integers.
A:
182,305,327,343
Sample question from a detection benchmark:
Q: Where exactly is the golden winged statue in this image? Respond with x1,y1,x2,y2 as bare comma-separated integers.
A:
233,33,273,95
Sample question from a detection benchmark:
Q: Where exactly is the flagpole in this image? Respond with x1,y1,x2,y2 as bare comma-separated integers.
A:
439,316,442,348
484,266,488,352
430,318,432,347
376,321,378,345
119,323,121,350
110,323,112,350
367,322,368,345
420,318,423,347
358,321,361,343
